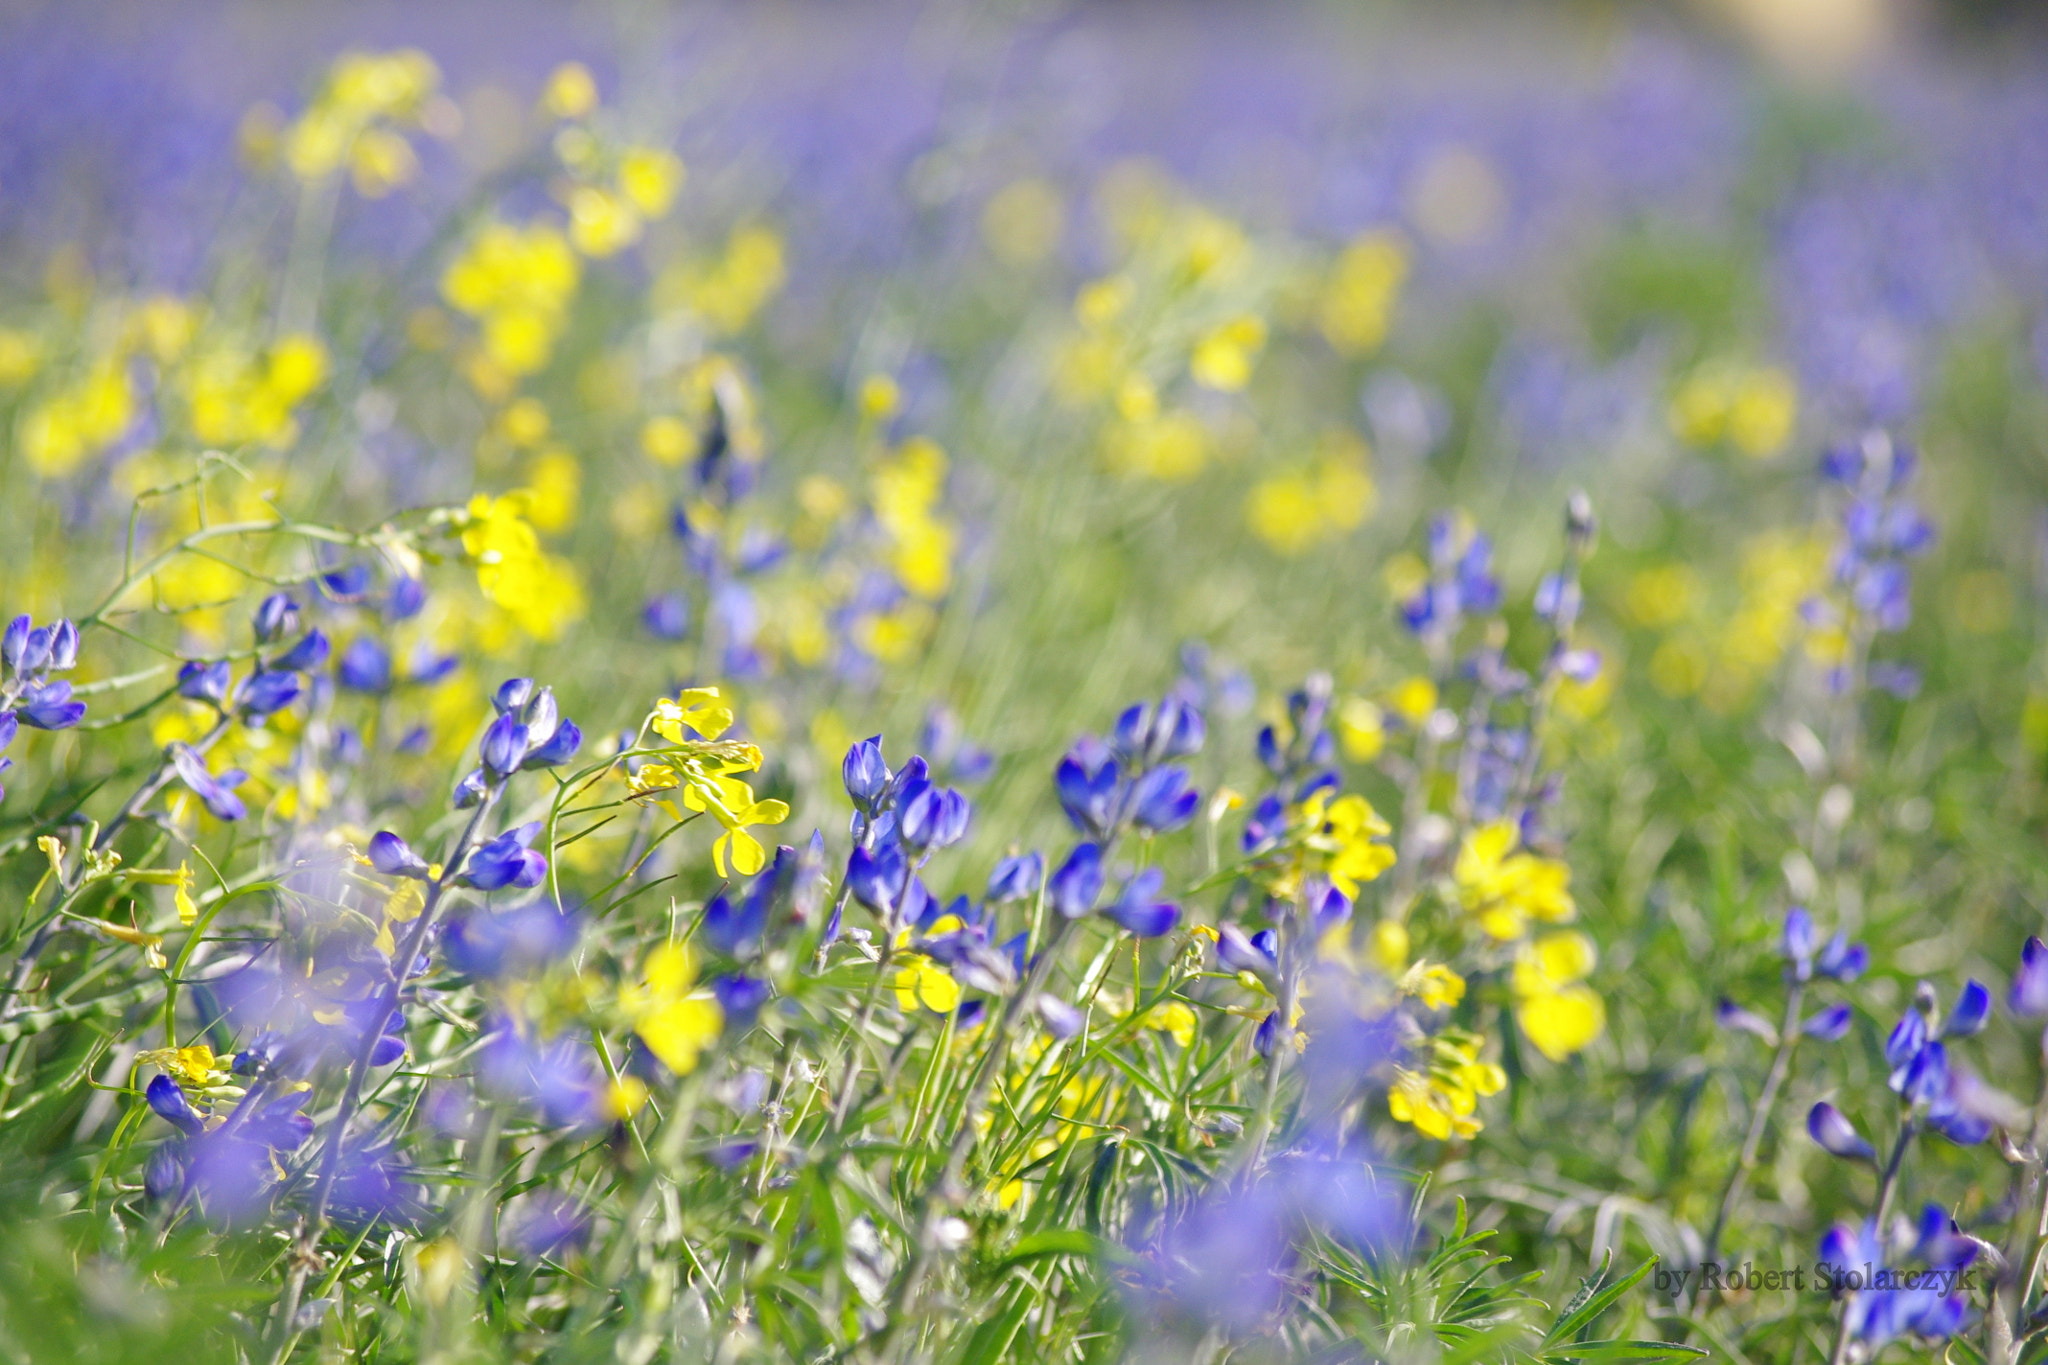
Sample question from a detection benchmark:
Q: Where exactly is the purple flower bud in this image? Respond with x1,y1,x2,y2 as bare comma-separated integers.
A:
272,628,330,672
452,768,489,809
2013,937,2048,1018
842,736,889,813
1218,924,1278,978
368,831,431,880
337,637,393,692
459,824,548,891
1803,1003,1854,1041
1,615,30,670
1808,1102,1876,1161
1131,765,1199,834
493,678,535,714
145,1074,205,1135
1105,868,1179,937
169,742,246,821
1945,981,1990,1038
238,670,303,720
1716,998,1778,1043
1782,906,1815,975
17,680,84,730
47,619,77,671
1815,933,1867,982
252,593,298,644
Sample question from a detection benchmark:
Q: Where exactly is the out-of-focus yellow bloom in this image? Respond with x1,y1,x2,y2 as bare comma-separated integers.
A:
513,448,581,533
1386,676,1437,726
1319,230,1408,356
1074,275,1134,330
1144,1001,1197,1048
1337,697,1385,762
622,942,723,1075
1189,315,1266,392
566,184,642,258
658,226,787,333
1454,821,1575,941
982,177,1065,267
455,494,585,640
1246,432,1378,554
1670,361,1798,458
442,221,580,381
1399,961,1466,1011
1369,920,1409,975
281,49,440,194
1511,931,1605,1061
872,437,955,599
21,360,134,475
541,62,599,120
1102,409,1208,481
859,374,901,422
1296,791,1396,897
0,327,41,384
1624,564,1701,628
498,396,550,447
641,415,692,465
619,147,685,218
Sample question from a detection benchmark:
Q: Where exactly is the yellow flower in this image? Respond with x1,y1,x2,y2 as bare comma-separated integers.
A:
1399,961,1466,1012
652,687,735,742
1143,1001,1197,1049
893,956,963,1014
1511,931,1605,1062
1305,792,1396,896
1189,315,1266,392
1454,821,1575,941
566,184,642,257
1319,230,1408,355
623,942,724,1075
541,62,598,120
1337,697,1385,762
1387,1032,1503,1140
174,862,200,927
619,147,685,218
137,1043,222,1086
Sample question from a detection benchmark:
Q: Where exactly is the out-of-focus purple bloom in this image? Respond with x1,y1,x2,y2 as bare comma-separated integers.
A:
238,670,302,720
169,742,247,821
1816,933,1868,982
1105,868,1180,937
452,768,490,809
272,628,330,673
1055,738,1120,839
713,974,771,1028
524,719,583,769
1048,843,1104,920
986,851,1043,903
643,594,690,640
2012,937,2048,1017
1130,765,1199,834
1804,1003,1854,1041
1218,924,1279,979
1716,998,1778,1043
444,898,578,980
1782,906,1816,978
252,593,297,643
337,637,393,692
504,1191,591,1258
1036,993,1085,1041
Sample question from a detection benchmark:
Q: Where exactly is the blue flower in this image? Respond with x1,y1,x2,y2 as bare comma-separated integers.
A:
452,768,490,809
842,736,890,814
643,594,690,640
238,670,302,720
272,628,330,672
1054,739,1119,838
337,637,393,692
169,742,247,821
251,593,298,644
17,680,84,729
1782,906,1816,979
460,823,548,891
986,851,1043,903
1815,932,1868,981
846,841,916,923
1943,980,1990,1038
479,713,531,777
1105,868,1179,937
368,831,432,880
1218,924,1278,979
1036,993,1085,1041
714,974,771,1028
1130,765,1199,834
178,660,233,708
1807,1102,1875,1160
524,719,583,769
1048,843,1104,920
702,891,766,959
1803,1003,1854,1041
1716,999,1778,1043
145,1074,205,1135
2012,937,2048,1017
444,899,580,978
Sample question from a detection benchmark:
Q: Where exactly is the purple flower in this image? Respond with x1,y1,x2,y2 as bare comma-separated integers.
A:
237,670,302,719
1803,1003,1854,1041
368,831,431,880
17,680,85,729
459,823,547,892
169,742,247,821
1808,1102,1875,1160
1716,998,1778,1043
337,637,393,692
177,660,233,708
1105,868,1180,937
479,714,530,778
272,628,330,672
1130,765,1199,834
1036,994,1085,1041
251,593,298,643
1055,738,1120,838
1815,932,1868,982
1048,843,1104,920
842,736,890,813
524,719,582,769
2012,937,2048,1017
1944,980,1990,1038
986,851,1043,903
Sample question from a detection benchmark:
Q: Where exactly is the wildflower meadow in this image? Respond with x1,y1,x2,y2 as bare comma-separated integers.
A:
8,2,2048,1361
